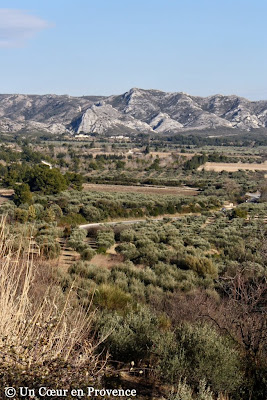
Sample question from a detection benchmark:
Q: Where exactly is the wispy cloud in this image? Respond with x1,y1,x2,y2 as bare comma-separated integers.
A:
0,9,50,47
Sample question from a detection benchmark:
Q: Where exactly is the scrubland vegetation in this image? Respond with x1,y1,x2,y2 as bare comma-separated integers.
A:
0,131,266,399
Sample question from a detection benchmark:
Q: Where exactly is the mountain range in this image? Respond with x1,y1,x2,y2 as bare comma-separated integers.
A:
0,88,267,135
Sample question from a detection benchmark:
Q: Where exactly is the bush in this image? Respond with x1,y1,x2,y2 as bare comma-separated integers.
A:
154,330,186,383
81,246,95,261
60,212,87,225
15,207,28,223
39,236,60,259
97,307,159,363
96,230,115,252
168,379,214,400
180,256,218,278
174,323,243,394
68,228,87,251
50,203,63,219
94,284,132,311
119,229,135,242
81,205,103,222
116,243,139,260
232,208,248,218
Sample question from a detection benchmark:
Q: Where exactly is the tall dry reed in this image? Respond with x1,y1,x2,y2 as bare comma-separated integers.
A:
0,217,106,392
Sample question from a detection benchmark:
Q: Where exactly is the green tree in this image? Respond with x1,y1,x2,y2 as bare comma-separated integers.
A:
65,172,84,191
144,144,150,155
13,183,32,206
26,166,67,194
232,208,248,219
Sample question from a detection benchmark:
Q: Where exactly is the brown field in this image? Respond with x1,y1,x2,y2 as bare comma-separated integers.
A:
199,161,267,172
83,183,199,196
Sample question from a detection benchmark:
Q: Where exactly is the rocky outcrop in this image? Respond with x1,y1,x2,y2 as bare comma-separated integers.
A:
0,89,266,135
72,102,152,134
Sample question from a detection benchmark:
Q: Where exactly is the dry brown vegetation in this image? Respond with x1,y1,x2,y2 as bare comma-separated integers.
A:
89,253,124,269
0,218,106,396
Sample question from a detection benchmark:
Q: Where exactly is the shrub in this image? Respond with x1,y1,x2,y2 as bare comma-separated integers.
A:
68,228,87,251
180,256,218,278
94,284,132,311
174,323,243,394
116,242,139,260
81,246,95,261
97,307,159,363
69,263,110,284
39,236,61,259
81,205,103,222
96,230,115,252
60,212,87,226
168,379,215,400
119,228,135,242
50,203,63,219
154,330,187,383
232,208,248,219
15,207,28,223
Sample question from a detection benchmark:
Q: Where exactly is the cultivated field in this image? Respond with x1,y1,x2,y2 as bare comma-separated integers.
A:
199,161,267,172
83,183,199,196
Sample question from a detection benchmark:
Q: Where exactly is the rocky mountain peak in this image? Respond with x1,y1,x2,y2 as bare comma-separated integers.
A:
0,89,266,135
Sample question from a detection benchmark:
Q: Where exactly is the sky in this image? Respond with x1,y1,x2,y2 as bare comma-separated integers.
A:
0,0,266,99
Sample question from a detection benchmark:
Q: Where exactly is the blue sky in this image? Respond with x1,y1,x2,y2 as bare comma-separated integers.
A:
0,0,266,99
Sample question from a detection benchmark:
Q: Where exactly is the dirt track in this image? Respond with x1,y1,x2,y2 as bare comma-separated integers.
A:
79,213,201,230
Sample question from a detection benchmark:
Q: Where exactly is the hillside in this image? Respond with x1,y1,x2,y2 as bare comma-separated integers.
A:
0,88,267,135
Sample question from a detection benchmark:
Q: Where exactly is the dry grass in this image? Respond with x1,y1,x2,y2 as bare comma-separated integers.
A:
199,161,267,172
89,253,124,269
0,217,106,390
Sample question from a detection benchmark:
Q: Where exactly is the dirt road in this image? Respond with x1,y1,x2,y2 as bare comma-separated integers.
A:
79,213,199,230
83,183,199,196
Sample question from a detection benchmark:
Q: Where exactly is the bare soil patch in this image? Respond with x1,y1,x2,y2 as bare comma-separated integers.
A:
0,189,14,205
83,183,199,196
